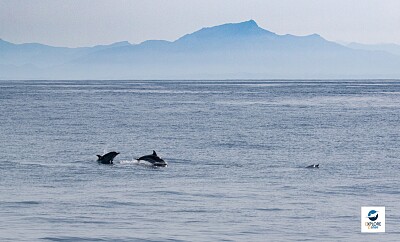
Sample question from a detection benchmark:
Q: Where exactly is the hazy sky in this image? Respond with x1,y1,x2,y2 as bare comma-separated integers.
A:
1,0,400,47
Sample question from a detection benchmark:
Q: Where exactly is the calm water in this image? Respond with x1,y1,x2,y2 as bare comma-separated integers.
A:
1,80,400,241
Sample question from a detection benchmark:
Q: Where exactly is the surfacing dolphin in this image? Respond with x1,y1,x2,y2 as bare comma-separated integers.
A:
137,150,167,167
306,164,319,168
97,151,119,164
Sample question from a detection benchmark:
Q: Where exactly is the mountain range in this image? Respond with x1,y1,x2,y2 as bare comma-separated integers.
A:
1,20,400,80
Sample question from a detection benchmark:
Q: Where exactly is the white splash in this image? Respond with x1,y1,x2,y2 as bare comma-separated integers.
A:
119,159,154,166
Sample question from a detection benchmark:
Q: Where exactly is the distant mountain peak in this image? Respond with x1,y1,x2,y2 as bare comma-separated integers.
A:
240,19,258,27
308,33,322,38
176,20,275,43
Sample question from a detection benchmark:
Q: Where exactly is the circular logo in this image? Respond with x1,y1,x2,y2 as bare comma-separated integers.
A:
368,210,379,221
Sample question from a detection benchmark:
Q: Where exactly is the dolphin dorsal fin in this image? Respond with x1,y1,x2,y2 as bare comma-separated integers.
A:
153,150,157,156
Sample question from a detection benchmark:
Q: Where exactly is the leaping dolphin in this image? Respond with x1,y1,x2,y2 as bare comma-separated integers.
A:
137,150,167,167
97,151,119,164
306,164,319,168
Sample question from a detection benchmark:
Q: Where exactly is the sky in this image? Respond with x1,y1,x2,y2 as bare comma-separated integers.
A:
1,0,400,47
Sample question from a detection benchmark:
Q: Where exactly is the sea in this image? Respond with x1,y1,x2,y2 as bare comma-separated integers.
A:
0,80,399,241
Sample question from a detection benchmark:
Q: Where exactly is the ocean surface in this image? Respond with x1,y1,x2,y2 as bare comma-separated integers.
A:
1,80,399,241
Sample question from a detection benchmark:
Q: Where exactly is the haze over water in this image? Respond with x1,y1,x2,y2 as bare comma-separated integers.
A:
1,80,399,241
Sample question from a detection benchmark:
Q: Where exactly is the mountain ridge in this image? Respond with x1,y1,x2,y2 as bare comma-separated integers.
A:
347,42,400,56
1,20,400,79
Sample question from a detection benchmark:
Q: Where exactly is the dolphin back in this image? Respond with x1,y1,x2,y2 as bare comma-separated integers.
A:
138,154,153,161
97,151,119,164
137,151,167,167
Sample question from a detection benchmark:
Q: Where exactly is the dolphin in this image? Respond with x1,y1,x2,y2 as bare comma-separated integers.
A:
97,151,119,164
137,150,167,167
306,164,319,168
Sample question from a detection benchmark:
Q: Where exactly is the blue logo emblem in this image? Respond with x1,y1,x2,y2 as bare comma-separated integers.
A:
368,210,379,221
